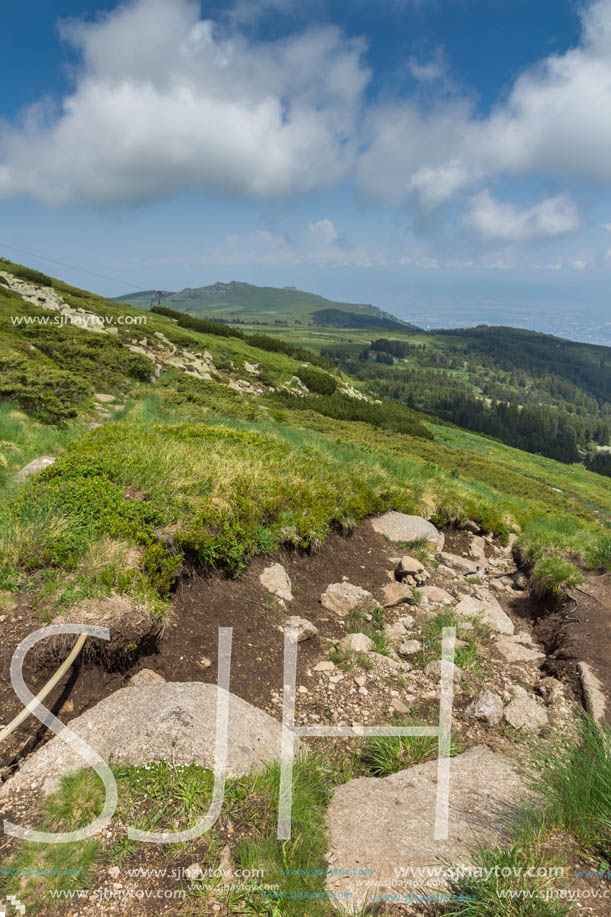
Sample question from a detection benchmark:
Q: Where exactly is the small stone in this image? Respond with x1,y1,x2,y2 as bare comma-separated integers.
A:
281,616,318,642
260,563,293,602
128,668,166,687
424,660,463,681
398,615,415,628
504,695,548,732
339,633,374,654
95,393,116,403
298,686,308,694
108,866,121,879
396,555,425,578
314,660,336,672
467,690,504,727
185,863,204,880
321,582,378,617
495,637,544,664
16,456,56,480
398,639,422,657
354,675,367,687
437,552,480,575
380,582,412,607
419,586,454,605
454,593,514,635
391,698,410,714
386,622,408,641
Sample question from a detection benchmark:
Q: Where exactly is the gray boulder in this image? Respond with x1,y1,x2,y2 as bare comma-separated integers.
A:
0,683,294,800
380,582,412,607
467,689,504,727
504,694,549,732
281,616,318,642
371,512,444,550
437,552,480,574
326,746,526,912
495,637,544,664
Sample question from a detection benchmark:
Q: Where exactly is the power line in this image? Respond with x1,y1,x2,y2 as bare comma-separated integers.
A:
0,243,148,292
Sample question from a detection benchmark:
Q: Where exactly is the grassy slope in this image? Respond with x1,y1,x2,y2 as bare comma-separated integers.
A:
1,259,610,623
1,261,611,915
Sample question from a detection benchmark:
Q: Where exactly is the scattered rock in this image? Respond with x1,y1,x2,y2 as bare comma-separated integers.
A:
281,616,318,642
313,660,336,672
16,455,56,480
495,637,544,664
108,865,121,880
398,639,422,657
185,863,204,881
467,689,504,727
0,683,297,799
326,746,526,912
396,555,425,578
339,633,374,655
454,593,514,635
128,668,166,687
424,660,463,681
260,563,293,602
419,586,454,605
437,552,480,574
320,582,378,617
94,393,116,403
380,582,412,607
371,512,444,550
504,694,549,732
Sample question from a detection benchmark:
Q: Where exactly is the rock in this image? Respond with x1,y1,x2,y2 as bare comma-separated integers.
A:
128,668,166,687
108,865,121,879
218,845,234,876
185,863,204,881
578,661,606,723
0,683,297,800
454,593,514,635
504,695,549,732
16,455,55,480
385,622,408,641
313,660,336,672
391,698,410,714
259,563,293,602
94,393,115,403
495,637,544,664
281,616,318,642
396,555,425,578
338,633,374,655
326,746,526,912
371,512,444,550
200,656,212,669
436,564,457,578
467,690,504,727
398,615,415,628
424,660,463,681
460,519,481,534
437,552,480,575
539,676,565,707
419,586,454,605
320,582,378,617
380,582,412,607
398,639,422,657
469,536,487,561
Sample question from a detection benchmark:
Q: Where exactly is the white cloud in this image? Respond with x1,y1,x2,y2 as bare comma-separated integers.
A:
0,0,369,205
407,47,447,83
306,218,339,244
602,223,611,231
463,191,580,242
358,0,611,207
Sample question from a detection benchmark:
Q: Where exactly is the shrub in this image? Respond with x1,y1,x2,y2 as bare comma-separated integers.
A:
296,367,337,395
531,555,584,598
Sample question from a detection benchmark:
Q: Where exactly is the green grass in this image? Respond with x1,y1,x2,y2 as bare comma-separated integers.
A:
359,714,440,776
409,610,485,673
346,606,391,655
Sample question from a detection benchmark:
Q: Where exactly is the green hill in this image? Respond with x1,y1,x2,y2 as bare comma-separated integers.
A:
115,280,417,329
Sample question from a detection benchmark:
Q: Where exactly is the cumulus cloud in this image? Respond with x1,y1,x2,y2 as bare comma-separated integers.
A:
0,0,369,205
463,191,580,242
358,0,611,207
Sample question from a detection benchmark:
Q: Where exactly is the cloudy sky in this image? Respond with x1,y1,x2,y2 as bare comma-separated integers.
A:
2,0,611,341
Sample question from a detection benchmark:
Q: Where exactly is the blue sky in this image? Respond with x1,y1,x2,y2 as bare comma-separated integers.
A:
1,0,611,343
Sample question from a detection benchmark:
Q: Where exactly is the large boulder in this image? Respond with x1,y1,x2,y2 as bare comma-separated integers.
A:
454,592,514,635
321,582,378,617
437,552,480,575
504,693,549,733
0,683,295,800
371,512,444,550
326,746,526,912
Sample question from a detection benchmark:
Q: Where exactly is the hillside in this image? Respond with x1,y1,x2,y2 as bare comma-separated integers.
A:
115,280,416,330
1,260,610,916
